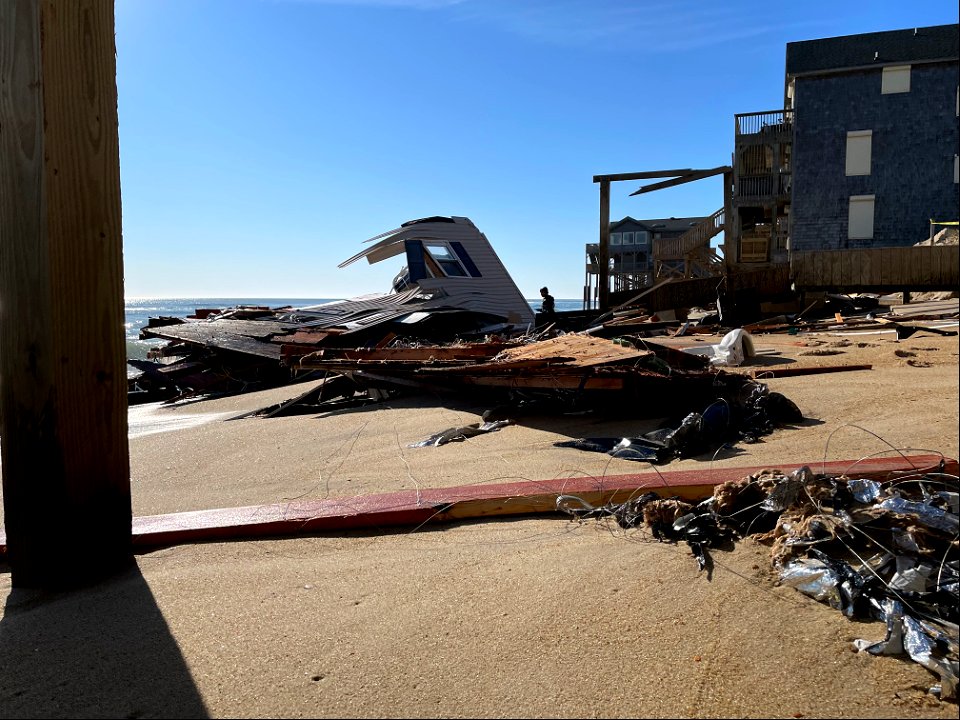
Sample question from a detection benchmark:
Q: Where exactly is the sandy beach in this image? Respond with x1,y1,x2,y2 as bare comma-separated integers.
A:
1,326,958,718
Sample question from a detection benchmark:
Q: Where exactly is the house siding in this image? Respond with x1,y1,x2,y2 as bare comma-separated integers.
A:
791,61,959,252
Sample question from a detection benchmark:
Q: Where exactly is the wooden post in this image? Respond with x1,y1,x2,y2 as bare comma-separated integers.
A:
0,0,131,587
723,168,734,271
598,180,610,310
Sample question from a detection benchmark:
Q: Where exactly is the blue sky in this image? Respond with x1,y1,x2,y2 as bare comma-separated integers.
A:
116,0,958,299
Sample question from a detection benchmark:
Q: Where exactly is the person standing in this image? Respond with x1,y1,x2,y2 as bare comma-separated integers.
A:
539,286,555,317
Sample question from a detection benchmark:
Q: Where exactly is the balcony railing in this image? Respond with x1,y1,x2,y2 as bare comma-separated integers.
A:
735,172,792,199
735,109,794,136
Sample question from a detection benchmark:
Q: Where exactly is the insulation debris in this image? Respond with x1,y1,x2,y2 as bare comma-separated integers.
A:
558,461,960,699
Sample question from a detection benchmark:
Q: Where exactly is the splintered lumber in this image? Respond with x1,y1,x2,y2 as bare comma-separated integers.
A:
301,342,516,364
467,333,652,369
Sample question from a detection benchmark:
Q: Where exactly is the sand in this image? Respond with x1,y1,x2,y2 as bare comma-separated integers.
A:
1,325,958,718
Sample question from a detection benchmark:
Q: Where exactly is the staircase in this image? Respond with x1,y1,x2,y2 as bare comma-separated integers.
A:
653,208,725,280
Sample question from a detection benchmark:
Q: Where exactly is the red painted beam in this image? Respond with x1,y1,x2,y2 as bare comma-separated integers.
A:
0,455,954,556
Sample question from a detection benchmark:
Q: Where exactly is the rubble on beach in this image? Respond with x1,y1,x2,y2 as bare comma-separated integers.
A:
559,461,960,700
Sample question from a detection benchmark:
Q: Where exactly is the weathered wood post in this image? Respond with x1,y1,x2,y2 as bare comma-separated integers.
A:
723,167,734,272
0,0,132,587
598,179,610,310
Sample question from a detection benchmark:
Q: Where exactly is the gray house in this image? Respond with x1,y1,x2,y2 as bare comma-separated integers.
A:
786,24,959,252
585,216,706,295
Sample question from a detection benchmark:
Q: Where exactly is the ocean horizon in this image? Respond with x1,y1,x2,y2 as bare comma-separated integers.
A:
125,296,586,366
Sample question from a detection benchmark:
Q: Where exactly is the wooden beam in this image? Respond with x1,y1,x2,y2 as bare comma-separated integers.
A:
0,455,948,555
629,166,730,196
722,168,734,273
750,364,873,379
0,0,131,587
593,169,699,183
598,179,610,311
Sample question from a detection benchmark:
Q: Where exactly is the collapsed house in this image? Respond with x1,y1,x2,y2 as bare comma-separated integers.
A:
129,216,535,401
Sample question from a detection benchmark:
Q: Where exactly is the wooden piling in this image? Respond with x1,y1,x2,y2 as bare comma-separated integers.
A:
0,0,131,587
598,179,610,310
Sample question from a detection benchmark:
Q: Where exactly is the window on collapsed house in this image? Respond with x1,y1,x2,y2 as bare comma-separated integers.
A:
423,243,468,277
881,65,910,94
845,130,872,176
848,195,875,240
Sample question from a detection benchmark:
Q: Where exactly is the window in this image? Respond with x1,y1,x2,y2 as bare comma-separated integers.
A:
881,65,910,94
622,231,634,245
423,243,467,277
610,232,622,245
635,230,649,247
848,195,875,239
845,130,872,176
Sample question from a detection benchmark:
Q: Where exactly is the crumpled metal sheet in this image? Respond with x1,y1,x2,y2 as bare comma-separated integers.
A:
888,557,935,592
560,461,959,699
854,599,959,700
848,478,883,503
779,559,844,610
878,495,959,535
760,471,804,512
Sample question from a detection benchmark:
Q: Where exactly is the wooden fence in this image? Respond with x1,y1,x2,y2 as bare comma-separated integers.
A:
791,246,959,291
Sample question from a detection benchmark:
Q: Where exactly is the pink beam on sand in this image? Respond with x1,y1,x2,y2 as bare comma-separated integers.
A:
0,455,954,556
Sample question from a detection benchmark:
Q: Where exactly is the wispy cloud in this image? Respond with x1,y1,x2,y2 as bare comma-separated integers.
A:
454,1,831,51
288,0,468,8
284,0,832,51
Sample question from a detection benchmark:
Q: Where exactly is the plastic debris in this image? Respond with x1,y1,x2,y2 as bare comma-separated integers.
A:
409,420,512,447
555,380,802,464
681,328,756,366
557,460,959,699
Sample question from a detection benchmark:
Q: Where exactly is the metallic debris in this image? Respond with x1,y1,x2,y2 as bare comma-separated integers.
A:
558,461,959,699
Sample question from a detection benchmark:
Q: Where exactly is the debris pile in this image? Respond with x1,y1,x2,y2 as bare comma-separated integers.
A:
559,463,960,700
579,291,958,341
299,332,800,429
554,377,802,464
128,216,535,403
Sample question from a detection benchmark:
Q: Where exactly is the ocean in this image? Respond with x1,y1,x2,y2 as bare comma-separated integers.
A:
125,296,585,370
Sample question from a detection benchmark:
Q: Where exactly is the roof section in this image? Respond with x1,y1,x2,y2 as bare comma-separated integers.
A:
611,217,706,234
786,24,959,76
335,216,534,327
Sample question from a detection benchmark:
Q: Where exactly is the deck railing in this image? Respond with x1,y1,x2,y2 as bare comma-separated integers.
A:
735,172,792,199
735,109,794,136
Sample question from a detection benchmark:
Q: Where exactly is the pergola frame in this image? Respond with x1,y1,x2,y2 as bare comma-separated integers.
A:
592,167,730,310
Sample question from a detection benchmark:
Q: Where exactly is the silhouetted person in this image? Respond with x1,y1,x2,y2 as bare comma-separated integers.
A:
539,286,555,317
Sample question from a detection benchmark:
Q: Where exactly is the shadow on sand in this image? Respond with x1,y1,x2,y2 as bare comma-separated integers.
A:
0,565,208,719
